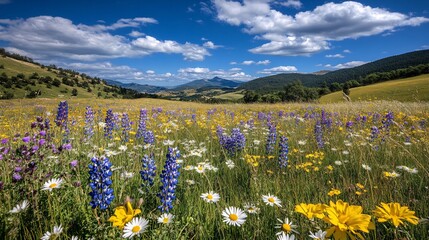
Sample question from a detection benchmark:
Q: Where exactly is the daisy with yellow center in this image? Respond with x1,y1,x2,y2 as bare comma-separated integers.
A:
275,217,299,236
295,203,326,220
41,178,63,191
222,206,247,226
262,194,282,207
157,213,174,224
323,200,373,240
200,191,220,203
122,217,149,239
244,203,260,214
373,202,419,228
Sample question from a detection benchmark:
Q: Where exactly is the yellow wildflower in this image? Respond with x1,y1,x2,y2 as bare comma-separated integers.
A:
373,202,419,228
295,203,326,220
108,201,142,229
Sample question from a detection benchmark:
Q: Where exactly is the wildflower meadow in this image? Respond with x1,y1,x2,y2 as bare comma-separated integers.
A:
0,98,428,239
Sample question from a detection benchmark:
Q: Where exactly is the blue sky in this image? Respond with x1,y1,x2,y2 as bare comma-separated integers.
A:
0,0,428,86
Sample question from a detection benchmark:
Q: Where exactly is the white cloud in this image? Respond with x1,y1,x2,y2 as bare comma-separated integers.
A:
256,60,271,65
129,31,145,37
330,61,368,69
176,67,252,81
258,65,297,74
240,59,271,65
213,0,429,56
0,16,211,61
343,49,351,53
325,54,344,58
242,60,255,65
146,70,155,74
277,0,302,9
178,67,210,74
230,61,237,65
203,41,222,49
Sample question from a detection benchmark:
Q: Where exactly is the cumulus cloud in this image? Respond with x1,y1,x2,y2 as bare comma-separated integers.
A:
241,59,271,65
277,0,302,9
177,67,252,81
203,41,222,49
129,31,145,37
0,16,210,61
258,65,297,74
327,61,368,69
325,54,344,58
213,0,429,56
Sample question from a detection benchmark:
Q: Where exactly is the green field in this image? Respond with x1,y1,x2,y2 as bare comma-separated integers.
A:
0,56,57,78
213,90,245,100
320,74,429,103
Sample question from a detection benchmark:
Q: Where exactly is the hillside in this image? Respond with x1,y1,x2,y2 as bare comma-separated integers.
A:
320,74,429,103
173,77,242,91
0,51,144,99
104,79,167,93
240,50,429,93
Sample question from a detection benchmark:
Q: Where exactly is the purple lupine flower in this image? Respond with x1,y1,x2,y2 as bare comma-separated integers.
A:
140,154,156,187
121,113,131,143
70,160,78,168
320,110,332,129
14,166,22,172
278,136,289,168
113,113,120,131
22,136,31,143
370,126,379,142
12,173,22,182
104,109,114,139
158,148,180,213
314,120,324,148
265,120,277,154
84,106,95,140
136,109,148,139
54,101,69,129
346,121,353,131
88,156,114,210
382,111,394,130
217,127,246,155
144,130,155,145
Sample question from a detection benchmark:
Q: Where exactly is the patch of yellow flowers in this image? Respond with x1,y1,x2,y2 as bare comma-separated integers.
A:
295,200,419,240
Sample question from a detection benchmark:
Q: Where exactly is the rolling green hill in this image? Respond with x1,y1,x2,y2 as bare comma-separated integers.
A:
239,50,429,93
320,74,429,103
0,52,144,99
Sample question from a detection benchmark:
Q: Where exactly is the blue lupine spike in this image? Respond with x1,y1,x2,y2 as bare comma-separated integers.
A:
88,156,114,210
278,136,289,168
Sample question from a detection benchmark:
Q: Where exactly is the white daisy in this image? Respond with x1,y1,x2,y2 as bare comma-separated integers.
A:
262,194,282,207
253,140,261,145
53,225,63,235
221,207,247,227
297,140,307,145
362,164,372,171
244,203,260,214
120,171,134,179
122,217,149,239
41,178,63,191
275,218,299,235
118,145,128,151
225,160,235,169
277,233,295,240
9,200,29,213
185,179,195,185
40,231,51,240
195,164,206,173
157,213,174,224
201,191,220,203
309,230,327,239
334,160,343,166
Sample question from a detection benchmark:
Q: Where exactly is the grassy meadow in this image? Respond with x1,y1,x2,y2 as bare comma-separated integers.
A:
320,74,429,103
0,98,428,239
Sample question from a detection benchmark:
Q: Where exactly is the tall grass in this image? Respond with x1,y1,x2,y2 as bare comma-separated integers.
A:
0,98,428,239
